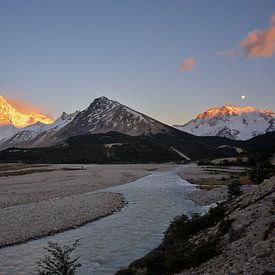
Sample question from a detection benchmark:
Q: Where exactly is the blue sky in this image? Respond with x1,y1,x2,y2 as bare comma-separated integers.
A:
0,0,274,124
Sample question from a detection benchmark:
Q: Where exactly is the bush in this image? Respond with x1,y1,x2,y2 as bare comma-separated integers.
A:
228,180,242,200
37,240,81,275
249,162,275,184
248,153,275,184
117,205,228,275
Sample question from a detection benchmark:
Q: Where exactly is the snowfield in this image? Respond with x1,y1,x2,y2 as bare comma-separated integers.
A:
174,105,275,140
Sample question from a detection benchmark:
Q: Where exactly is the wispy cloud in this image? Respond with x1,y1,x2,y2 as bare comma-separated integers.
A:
240,25,275,58
219,14,275,59
177,58,196,72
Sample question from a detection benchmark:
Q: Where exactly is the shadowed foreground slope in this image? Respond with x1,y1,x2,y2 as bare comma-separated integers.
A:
117,177,275,275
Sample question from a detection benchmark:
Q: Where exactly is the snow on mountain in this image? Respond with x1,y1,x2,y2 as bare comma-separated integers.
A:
0,95,53,128
0,111,78,149
174,105,275,140
0,96,174,149
57,96,172,139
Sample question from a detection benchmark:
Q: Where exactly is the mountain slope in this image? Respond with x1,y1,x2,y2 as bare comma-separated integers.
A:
58,96,173,137
117,177,275,275
174,105,275,140
0,112,77,149
0,96,176,149
0,95,53,128
0,131,242,163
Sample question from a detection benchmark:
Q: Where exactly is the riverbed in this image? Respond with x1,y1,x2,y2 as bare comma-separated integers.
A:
0,167,205,274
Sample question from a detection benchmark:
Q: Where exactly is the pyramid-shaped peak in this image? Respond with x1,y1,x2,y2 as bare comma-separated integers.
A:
93,96,112,102
97,96,110,100
92,96,119,104
89,96,120,109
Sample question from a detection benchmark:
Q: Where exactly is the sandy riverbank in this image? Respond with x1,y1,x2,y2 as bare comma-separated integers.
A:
0,163,176,247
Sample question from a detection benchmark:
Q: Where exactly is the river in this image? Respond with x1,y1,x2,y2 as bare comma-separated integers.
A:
0,167,205,274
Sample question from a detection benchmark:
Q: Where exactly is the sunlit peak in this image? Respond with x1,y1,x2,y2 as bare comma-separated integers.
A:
0,95,53,128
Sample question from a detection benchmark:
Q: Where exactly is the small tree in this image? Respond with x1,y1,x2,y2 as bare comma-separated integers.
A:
37,240,81,275
228,180,242,200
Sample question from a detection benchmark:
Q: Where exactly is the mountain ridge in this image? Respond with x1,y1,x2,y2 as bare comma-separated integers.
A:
174,105,275,140
0,96,176,149
1,97,275,151
0,95,53,128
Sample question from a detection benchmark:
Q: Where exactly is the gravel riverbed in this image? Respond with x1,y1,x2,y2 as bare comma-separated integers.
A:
0,191,124,247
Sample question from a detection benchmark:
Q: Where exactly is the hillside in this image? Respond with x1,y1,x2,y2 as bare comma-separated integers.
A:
0,130,245,163
1,130,275,164
117,177,275,274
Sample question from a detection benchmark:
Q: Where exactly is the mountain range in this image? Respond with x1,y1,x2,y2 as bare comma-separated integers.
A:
0,96,174,150
174,105,275,140
0,95,275,163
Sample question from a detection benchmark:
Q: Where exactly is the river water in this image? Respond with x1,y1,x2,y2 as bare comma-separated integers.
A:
0,167,205,275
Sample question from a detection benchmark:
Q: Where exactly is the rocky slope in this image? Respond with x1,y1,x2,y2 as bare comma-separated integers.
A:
117,177,275,275
55,96,174,143
0,96,175,149
174,105,275,140
180,178,275,275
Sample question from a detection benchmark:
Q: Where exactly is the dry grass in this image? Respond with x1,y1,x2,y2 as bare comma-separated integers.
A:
187,175,253,186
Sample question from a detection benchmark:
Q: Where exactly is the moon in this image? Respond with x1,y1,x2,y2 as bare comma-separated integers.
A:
241,95,246,100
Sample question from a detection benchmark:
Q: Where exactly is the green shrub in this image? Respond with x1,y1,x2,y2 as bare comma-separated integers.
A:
116,205,227,275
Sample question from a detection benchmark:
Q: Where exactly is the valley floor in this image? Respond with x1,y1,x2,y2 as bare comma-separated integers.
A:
0,162,254,248
0,163,176,247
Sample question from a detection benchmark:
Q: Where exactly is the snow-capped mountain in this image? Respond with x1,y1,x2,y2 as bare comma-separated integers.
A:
0,95,53,128
0,96,174,149
174,105,275,140
0,111,78,149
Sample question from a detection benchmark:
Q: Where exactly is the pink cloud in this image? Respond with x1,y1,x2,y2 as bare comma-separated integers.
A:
240,25,275,58
177,58,196,72
219,14,275,59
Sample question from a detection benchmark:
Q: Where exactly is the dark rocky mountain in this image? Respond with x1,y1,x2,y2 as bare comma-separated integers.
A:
0,97,175,149
55,96,174,141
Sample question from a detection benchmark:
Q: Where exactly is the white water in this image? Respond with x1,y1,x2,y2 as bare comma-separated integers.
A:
0,167,205,275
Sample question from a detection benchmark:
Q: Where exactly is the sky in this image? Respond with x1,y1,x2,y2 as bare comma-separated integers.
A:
0,0,274,124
